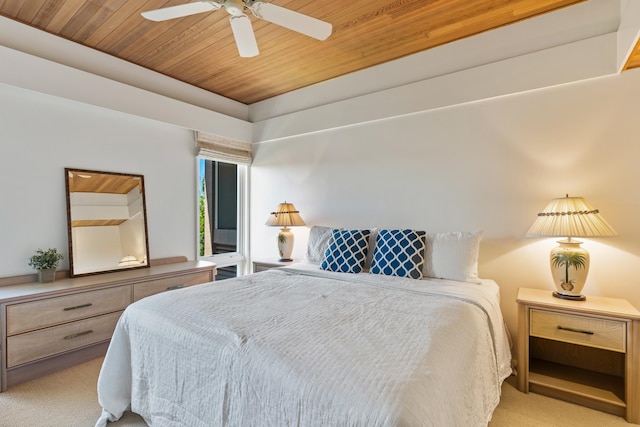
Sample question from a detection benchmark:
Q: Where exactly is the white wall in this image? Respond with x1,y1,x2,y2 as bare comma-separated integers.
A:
251,68,640,343
0,83,198,276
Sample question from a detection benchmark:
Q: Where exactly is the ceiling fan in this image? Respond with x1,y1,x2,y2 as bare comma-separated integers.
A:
141,0,332,58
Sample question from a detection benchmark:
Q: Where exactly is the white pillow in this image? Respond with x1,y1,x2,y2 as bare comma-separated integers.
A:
305,225,334,263
423,231,482,284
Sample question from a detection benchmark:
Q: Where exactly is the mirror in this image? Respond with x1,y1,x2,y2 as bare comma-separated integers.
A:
65,168,150,277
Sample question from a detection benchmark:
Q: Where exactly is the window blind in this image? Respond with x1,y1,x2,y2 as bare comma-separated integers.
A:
195,131,253,165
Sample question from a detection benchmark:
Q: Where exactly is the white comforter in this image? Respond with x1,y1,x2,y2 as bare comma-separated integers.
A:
96,264,512,427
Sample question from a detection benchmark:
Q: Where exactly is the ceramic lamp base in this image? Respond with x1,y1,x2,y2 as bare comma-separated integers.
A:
277,227,295,261
550,238,589,301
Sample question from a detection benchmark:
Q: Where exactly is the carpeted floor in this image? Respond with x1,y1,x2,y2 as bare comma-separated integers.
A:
0,357,635,426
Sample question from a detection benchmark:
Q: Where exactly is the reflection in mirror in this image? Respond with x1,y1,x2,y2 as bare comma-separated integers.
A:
65,168,150,277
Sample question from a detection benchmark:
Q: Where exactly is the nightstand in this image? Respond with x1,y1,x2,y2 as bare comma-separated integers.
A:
252,259,299,273
516,288,640,423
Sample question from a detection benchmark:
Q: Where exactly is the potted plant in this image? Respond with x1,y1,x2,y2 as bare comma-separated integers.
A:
28,248,64,283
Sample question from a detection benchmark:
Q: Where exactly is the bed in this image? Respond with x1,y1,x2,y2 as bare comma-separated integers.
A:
95,229,512,427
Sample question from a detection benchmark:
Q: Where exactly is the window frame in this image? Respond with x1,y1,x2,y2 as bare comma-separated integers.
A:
196,157,250,276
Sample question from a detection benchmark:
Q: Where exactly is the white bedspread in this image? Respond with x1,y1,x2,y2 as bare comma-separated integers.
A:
96,265,512,427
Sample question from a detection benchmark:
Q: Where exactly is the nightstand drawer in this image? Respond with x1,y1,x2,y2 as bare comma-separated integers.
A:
530,309,626,352
253,264,273,273
252,259,299,273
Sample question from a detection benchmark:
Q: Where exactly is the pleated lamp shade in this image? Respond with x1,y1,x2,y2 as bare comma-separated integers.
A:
526,195,617,238
265,202,306,227
266,202,305,261
527,195,616,301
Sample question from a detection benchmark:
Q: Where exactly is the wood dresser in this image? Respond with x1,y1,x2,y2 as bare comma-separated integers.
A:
0,258,216,391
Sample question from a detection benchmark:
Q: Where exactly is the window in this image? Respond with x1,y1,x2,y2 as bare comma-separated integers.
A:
198,159,248,279
195,131,251,280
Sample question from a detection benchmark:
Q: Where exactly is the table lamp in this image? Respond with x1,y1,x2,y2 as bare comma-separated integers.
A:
526,194,617,300
266,202,305,261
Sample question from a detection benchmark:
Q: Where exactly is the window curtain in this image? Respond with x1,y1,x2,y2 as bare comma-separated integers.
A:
195,131,252,165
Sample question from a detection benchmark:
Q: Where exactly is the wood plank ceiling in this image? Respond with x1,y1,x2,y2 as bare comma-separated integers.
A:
66,170,143,227
1,0,636,105
67,170,142,195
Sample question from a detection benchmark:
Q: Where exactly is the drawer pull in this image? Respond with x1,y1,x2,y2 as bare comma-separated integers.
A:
557,325,594,335
63,329,93,339
63,303,93,311
167,285,185,290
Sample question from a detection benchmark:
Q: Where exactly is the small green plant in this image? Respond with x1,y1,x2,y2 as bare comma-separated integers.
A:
28,248,64,270
551,249,586,288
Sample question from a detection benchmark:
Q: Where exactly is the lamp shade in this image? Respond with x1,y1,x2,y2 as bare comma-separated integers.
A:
265,202,305,227
526,195,617,238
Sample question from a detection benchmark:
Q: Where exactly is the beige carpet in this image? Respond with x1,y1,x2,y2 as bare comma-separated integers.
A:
0,357,634,426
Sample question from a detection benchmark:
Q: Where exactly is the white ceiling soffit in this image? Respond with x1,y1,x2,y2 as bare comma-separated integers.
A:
0,15,249,122
0,44,253,143
249,0,622,124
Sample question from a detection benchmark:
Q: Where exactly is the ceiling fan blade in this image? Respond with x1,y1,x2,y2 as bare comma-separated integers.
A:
251,2,332,41
229,15,259,58
141,1,221,22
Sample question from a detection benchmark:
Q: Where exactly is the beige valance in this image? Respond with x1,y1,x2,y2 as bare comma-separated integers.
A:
195,131,252,165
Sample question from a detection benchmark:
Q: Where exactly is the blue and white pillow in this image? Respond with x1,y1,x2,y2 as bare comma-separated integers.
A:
370,229,426,279
320,229,371,273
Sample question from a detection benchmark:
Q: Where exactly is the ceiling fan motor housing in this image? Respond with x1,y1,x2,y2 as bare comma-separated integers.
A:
223,0,246,17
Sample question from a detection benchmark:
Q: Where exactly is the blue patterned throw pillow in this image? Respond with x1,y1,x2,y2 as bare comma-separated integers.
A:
320,229,371,273
370,229,426,279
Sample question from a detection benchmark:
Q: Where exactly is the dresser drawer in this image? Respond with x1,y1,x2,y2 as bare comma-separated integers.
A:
530,309,626,352
133,271,212,301
7,311,123,367
6,286,131,335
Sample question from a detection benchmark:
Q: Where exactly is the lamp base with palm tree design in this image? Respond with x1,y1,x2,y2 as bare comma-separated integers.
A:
277,226,295,261
550,238,589,301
